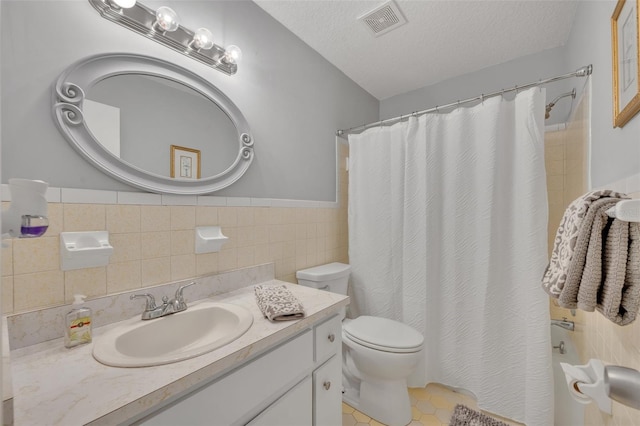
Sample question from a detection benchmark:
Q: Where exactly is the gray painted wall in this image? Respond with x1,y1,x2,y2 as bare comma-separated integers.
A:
564,0,640,188
0,1,378,201
380,0,639,189
380,47,573,125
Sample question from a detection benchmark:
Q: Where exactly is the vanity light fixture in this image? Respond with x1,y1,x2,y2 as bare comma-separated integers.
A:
223,45,242,65
108,0,136,9
190,28,215,51
88,0,241,75
153,6,179,33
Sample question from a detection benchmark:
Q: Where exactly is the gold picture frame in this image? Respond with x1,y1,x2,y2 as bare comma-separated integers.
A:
170,145,201,179
612,0,640,127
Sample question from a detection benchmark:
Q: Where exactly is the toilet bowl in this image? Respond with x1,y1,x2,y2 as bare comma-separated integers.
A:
297,263,424,426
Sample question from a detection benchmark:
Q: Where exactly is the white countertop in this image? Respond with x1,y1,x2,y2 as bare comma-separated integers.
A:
9,281,348,426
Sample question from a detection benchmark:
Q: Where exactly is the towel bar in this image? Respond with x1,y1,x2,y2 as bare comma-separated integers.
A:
605,199,640,222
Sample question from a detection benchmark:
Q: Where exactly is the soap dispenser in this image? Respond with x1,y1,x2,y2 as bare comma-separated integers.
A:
64,295,92,348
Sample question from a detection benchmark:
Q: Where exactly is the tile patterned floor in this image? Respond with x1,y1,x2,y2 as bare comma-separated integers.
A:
342,383,523,426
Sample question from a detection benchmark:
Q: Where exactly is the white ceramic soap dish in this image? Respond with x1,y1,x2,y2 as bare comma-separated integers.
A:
195,226,229,254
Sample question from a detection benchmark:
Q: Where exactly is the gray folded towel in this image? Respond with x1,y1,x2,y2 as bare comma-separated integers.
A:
557,197,622,309
597,222,640,325
542,190,628,298
575,201,627,311
254,284,305,321
548,190,640,326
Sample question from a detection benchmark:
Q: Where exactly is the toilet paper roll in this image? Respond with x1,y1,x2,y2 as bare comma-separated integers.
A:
560,362,592,404
560,360,612,414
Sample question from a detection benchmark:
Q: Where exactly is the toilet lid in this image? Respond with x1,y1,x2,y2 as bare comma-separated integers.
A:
343,316,423,353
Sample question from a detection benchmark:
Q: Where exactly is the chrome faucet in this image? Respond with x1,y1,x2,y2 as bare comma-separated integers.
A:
551,317,575,331
131,282,196,320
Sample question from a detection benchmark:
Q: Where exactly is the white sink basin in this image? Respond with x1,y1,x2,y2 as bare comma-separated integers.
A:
93,301,253,367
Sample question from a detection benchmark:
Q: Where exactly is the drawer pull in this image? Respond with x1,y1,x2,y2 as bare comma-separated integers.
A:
328,333,335,343
323,381,331,390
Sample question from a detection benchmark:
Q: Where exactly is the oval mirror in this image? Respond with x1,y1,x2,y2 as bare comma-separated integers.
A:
52,53,254,195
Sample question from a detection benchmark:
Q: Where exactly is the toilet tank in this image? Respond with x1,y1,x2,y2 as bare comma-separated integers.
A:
296,262,351,295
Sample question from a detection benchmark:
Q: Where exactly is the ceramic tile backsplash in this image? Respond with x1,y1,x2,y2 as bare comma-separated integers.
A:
2,200,347,314
171,230,195,255
107,261,142,293
141,205,171,232
141,257,171,287
12,237,59,275
63,204,106,232
1,240,12,277
106,204,141,233
64,267,107,300
170,206,196,230
170,254,197,281
110,233,141,264
13,271,64,311
141,231,171,259
2,277,13,314
196,252,218,276
196,206,218,226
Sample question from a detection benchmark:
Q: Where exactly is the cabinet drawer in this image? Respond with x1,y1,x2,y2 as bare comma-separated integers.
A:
313,356,342,426
138,330,313,426
314,315,341,363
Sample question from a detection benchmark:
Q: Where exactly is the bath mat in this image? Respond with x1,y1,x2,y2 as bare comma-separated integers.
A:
449,404,510,426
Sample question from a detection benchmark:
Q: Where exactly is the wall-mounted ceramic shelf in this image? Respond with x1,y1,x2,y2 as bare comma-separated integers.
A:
195,226,229,254
60,231,113,271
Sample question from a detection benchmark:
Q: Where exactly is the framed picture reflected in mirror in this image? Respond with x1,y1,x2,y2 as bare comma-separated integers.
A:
170,145,201,179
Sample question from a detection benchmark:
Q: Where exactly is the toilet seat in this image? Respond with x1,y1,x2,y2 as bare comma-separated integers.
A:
343,316,423,353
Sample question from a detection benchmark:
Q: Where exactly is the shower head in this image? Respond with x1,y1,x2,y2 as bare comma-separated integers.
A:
545,88,577,119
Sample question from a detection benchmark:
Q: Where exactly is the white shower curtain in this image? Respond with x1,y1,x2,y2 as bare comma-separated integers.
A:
348,88,553,425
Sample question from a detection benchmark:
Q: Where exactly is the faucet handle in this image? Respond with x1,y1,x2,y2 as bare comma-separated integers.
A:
174,282,196,309
130,293,156,311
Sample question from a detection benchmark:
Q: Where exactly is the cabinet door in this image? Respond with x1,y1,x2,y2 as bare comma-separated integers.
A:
246,376,312,426
136,330,313,426
313,356,341,426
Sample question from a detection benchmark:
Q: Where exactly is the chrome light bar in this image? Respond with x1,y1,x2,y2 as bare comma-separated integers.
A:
88,0,239,75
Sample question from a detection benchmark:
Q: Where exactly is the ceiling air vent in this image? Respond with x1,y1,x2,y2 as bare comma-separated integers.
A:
358,1,407,37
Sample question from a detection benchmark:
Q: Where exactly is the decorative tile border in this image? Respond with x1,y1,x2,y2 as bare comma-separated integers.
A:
1,186,341,209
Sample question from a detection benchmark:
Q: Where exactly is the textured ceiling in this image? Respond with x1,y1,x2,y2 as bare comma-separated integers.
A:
253,0,578,100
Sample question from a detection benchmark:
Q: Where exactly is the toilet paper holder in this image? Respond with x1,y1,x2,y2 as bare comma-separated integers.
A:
604,365,640,410
562,360,640,413
561,359,612,413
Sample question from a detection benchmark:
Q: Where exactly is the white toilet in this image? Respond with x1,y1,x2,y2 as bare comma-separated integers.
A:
297,262,424,426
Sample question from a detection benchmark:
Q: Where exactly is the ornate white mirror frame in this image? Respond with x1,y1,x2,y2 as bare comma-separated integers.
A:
52,53,254,195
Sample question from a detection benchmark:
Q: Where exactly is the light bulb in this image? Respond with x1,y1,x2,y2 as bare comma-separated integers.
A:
109,0,136,8
191,28,214,50
154,6,179,32
223,45,242,64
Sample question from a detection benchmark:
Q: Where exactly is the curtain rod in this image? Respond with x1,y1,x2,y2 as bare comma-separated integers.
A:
336,64,593,136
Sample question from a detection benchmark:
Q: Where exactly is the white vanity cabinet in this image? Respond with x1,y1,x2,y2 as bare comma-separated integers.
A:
134,314,343,426
312,315,343,426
